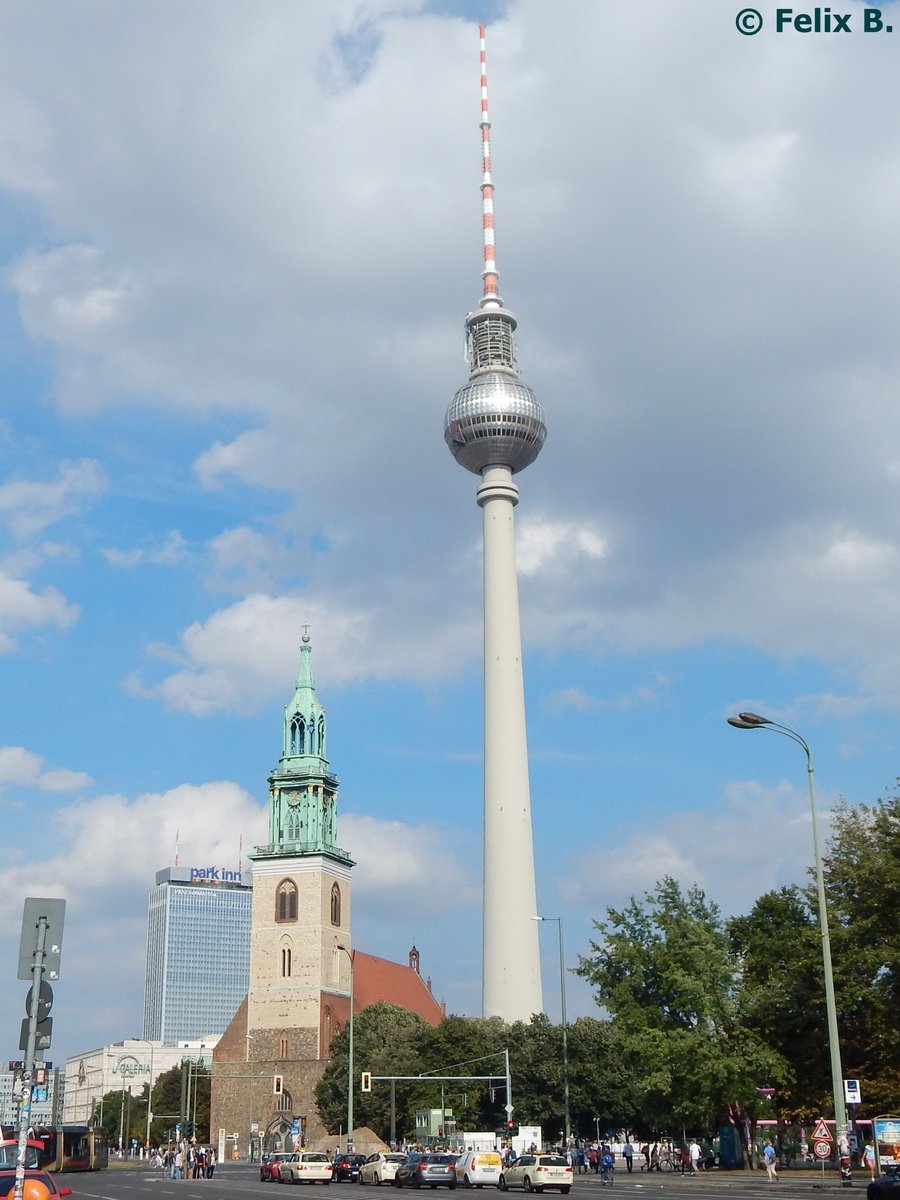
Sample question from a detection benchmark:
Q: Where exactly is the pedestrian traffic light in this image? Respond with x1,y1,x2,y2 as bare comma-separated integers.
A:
184,1121,194,1136
274,1074,284,1094
361,1071,371,1093
506,1122,519,1136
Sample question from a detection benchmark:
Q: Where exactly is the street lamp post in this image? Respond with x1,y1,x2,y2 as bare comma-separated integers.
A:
245,1033,254,1162
534,916,570,1145
336,944,354,1152
727,711,850,1180
132,1038,155,1151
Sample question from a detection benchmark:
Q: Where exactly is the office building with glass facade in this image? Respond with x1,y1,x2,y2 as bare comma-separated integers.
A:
143,866,252,1043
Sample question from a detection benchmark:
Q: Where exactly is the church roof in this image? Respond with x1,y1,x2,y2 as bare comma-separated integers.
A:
353,950,444,1027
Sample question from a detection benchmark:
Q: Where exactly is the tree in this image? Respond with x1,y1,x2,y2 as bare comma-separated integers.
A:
577,876,787,1136
316,1002,431,1141
819,792,900,1112
728,886,822,1117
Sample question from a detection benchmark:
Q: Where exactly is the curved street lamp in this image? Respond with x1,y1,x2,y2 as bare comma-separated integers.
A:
727,711,849,1171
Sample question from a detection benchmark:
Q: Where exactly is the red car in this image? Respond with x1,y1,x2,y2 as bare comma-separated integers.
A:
261,1153,292,1182
0,1170,72,1199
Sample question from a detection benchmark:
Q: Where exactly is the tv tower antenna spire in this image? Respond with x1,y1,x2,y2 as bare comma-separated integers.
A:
444,24,546,1023
479,24,501,309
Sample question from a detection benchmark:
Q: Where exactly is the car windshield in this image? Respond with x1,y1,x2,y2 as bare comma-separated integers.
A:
427,1156,454,1163
305,1154,329,1162
539,1157,568,1166
386,1155,407,1162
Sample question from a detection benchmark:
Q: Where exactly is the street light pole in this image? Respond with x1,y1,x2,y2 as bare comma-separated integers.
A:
132,1038,155,1151
245,1033,254,1162
727,712,849,1176
336,944,354,1152
534,916,570,1145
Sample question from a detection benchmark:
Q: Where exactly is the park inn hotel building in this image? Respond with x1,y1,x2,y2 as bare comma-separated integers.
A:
143,865,252,1043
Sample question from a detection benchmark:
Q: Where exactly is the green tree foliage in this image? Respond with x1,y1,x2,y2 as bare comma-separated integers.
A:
316,1002,432,1141
576,877,787,1134
822,793,900,1110
315,1003,637,1145
728,886,822,1117
729,793,900,1120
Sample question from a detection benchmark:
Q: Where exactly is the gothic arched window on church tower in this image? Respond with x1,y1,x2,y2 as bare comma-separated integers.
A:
281,945,292,977
290,715,305,755
276,878,298,923
330,882,341,927
317,715,326,757
278,1035,289,1059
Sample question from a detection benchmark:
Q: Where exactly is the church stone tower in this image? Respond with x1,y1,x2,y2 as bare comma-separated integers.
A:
211,633,355,1156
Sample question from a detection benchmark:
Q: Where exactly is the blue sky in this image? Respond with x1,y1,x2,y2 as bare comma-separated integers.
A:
2,0,900,1063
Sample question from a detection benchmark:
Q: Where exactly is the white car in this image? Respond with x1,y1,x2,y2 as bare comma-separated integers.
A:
454,1151,503,1188
499,1155,572,1194
280,1152,333,1184
360,1153,408,1185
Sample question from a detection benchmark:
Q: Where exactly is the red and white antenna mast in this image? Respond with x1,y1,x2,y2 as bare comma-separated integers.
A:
479,24,501,309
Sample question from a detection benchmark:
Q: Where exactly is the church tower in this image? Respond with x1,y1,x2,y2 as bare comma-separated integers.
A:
211,632,355,1157
247,630,355,1059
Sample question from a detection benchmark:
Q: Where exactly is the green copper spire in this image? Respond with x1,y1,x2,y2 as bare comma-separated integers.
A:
252,631,352,865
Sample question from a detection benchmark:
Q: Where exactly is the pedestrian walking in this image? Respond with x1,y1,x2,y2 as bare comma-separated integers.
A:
763,1140,777,1182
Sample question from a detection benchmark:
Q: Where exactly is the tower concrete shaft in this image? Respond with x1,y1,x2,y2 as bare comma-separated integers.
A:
444,25,546,1023
478,466,542,1019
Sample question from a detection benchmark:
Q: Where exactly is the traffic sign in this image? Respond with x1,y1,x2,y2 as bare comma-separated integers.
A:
25,982,53,1019
812,1119,832,1143
814,1141,831,1159
845,1079,862,1105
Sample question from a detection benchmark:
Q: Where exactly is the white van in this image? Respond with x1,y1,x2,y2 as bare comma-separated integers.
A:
454,1150,503,1188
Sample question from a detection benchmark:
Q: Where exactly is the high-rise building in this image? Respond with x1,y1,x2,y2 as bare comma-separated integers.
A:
443,25,546,1021
143,864,252,1042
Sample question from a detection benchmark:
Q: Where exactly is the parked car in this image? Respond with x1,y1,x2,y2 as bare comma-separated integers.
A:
0,1170,72,1200
454,1151,503,1188
393,1153,457,1189
869,1166,900,1200
262,1153,293,1182
333,1155,366,1182
280,1152,333,1184
499,1155,572,1194
360,1152,408,1185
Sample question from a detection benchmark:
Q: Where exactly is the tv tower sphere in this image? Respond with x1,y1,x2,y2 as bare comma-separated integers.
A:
444,24,546,1024
444,306,547,475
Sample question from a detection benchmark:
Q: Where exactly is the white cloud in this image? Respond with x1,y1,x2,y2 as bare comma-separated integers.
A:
0,459,106,540
0,571,79,651
103,530,189,568
342,813,480,920
0,746,92,796
559,777,827,919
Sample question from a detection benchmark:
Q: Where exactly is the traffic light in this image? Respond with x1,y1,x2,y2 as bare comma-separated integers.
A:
360,1071,372,1093
274,1074,284,1094
184,1121,194,1136
506,1122,519,1137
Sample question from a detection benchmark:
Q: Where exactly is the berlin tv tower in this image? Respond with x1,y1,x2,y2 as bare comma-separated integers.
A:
444,25,546,1022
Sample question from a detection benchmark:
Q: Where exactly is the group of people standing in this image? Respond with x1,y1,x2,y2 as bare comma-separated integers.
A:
161,1144,217,1179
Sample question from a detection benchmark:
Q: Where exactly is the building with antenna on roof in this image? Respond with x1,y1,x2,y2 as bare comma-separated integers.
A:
143,862,252,1043
210,632,443,1155
443,25,545,1023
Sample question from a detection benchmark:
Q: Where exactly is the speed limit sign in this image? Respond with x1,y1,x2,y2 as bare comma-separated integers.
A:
814,1141,831,1159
